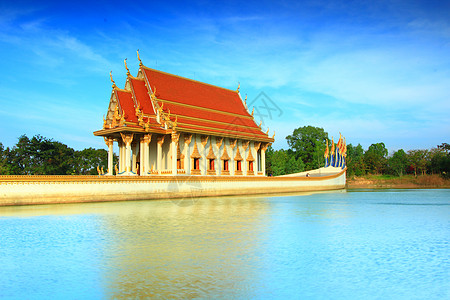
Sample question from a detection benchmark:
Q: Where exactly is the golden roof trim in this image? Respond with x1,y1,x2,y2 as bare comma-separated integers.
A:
156,98,253,120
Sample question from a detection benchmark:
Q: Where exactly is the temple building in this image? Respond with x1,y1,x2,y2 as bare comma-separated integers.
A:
93,52,274,176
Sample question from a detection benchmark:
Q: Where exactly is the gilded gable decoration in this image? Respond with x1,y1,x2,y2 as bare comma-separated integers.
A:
247,148,255,161
206,142,216,160
234,146,243,161
110,71,117,88
124,58,130,75
221,145,230,160
190,141,201,158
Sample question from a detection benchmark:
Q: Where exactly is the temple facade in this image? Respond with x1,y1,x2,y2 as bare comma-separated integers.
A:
93,53,274,176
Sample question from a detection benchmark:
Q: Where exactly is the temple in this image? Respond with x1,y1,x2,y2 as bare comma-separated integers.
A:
93,52,274,176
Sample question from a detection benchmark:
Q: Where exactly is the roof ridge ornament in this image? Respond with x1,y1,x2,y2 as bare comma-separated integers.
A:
236,82,240,92
137,49,143,66
124,58,130,75
110,71,117,88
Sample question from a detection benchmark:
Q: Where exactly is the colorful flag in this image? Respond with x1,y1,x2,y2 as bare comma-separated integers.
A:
330,137,335,167
324,139,329,167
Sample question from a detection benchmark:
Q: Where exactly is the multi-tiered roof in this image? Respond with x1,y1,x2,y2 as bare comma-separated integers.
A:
94,53,274,142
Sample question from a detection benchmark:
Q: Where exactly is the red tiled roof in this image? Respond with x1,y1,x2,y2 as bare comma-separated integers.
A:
98,64,273,142
143,67,249,116
115,89,137,123
130,77,154,115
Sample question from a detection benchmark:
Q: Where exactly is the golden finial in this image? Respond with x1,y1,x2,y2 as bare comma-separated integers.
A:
251,107,254,116
151,87,157,101
244,94,247,106
266,128,269,134
236,82,240,92
110,71,117,88
124,58,130,75
272,131,276,139
259,121,262,128
137,49,142,66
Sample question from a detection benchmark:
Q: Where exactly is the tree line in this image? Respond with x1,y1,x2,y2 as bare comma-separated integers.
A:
1,131,449,178
265,126,450,178
0,135,117,175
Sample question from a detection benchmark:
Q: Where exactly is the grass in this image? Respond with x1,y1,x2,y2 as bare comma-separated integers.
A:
347,174,450,188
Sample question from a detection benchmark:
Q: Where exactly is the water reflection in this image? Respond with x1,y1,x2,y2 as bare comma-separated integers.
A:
0,189,448,299
99,197,271,299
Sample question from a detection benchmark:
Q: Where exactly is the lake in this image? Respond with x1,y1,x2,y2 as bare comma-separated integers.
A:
0,189,449,299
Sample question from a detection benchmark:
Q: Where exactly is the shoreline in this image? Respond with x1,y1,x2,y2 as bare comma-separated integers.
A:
347,174,450,189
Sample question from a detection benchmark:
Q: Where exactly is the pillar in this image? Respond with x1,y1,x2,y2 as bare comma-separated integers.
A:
184,134,192,175
242,140,249,176
140,137,145,175
104,137,113,175
157,135,165,175
230,139,236,176
261,143,269,176
171,132,179,175
120,133,134,175
132,143,138,174
143,134,152,175
201,136,209,175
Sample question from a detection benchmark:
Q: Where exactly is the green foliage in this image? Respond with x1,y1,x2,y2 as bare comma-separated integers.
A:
266,124,449,180
388,149,408,176
364,142,388,174
286,125,328,170
346,144,365,176
407,149,428,176
0,135,113,175
75,148,109,175
265,148,305,176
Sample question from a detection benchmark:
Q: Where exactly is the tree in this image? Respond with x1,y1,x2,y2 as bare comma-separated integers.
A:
0,143,10,175
74,148,110,175
346,143,365,176
429,144,450,178
270,149,289,176
286,155,305,174
6,134,75,175
364,143,388,174
407,149,428,176
286,126,328,170
388,149,408,176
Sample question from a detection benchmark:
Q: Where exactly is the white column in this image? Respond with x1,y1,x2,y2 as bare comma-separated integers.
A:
120,133,134,175
126,143,131,174
262,144,267,176
230,140,235,176
184,134,192,175
108,140,113,175
171,132,179,175
132,143,139,174
143,134,152,175
104,137,114,175
140,137,145,175
157,136,165,175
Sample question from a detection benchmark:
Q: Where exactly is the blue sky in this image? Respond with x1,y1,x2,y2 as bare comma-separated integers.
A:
0,0,449,153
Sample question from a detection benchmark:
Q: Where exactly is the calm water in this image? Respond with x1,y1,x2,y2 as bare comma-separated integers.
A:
0,189,449,299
